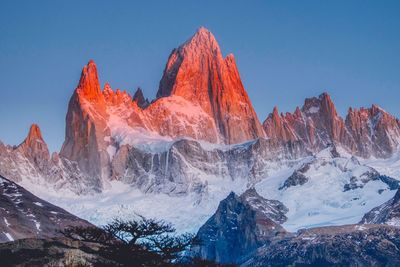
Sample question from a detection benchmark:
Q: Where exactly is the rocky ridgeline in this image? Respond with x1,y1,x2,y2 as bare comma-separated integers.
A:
1,27,400,197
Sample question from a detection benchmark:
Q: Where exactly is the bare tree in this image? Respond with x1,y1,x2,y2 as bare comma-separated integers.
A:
62,216,197,266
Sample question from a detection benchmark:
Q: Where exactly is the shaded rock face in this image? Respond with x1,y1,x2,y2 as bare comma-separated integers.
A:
0,124,99,194
361,189,400,226
110,138,309,196
132,87,150,109
279,163,310,190
242,224,400,267
157,27,265,144
192,188,288,264
263,93,400,158
0,175,92,243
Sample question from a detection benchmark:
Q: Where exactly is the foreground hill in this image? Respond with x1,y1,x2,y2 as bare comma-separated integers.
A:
0,175,92,242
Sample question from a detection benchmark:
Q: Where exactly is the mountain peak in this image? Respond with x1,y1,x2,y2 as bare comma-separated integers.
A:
26,124,44,142
133,87,150,109
76,60,102,100
156,27,265,144
17,123,50,165
183,27,220,53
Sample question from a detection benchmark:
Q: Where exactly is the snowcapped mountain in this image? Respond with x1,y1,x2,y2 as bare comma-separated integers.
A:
0,27,399,239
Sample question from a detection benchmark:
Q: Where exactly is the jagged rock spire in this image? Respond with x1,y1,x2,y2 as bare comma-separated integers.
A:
157,27,265,144
133,87,150,109
76,60,102,100
18,124,50,167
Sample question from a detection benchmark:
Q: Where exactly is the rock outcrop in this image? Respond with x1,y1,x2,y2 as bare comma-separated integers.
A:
361,188,400,226
192,188,288,264
132,87,150,109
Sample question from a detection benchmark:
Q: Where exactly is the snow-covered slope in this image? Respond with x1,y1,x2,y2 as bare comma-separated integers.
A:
17,146,399,235
255,147,399,231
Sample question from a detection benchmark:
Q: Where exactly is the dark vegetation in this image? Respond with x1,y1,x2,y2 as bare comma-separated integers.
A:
62,216,233,267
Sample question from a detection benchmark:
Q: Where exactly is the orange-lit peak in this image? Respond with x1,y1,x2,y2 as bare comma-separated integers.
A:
27,123,44,141
77,60,102,100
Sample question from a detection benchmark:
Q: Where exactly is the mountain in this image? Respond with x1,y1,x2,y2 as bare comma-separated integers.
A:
263,93,400,158
191,188,288,264
0,27,400,237
157,27,265,144
361,188,400,226
193,188,400,266
0,175,92,242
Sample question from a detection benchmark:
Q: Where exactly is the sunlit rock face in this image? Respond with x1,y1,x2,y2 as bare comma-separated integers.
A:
57,27,266,189
158,27,265,144
346,105,400,158
263,92,400,158
60,60,110,181
16,124,50,172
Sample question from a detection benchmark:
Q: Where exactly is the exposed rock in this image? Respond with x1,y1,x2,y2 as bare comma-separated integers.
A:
0,124,99,194
60,60,110,184
191,188,288,264
110,138,309,196
242,224,400,267
279,163,310,190
157,27,265,144
0,175,92,243
263,93,400,158
16,124,50,169
346,104,400,158
132,87,150,108
361,189,400,226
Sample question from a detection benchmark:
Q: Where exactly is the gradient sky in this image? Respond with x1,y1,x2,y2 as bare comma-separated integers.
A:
1,1,399,152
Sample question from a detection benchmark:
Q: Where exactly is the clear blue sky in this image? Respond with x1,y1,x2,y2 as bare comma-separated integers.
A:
1,0,399,152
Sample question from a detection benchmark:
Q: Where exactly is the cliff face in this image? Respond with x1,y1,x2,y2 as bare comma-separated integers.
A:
192,188,288,264
60,60,110,181
361,189,400,226
158,27,265,144
346,105,400,158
